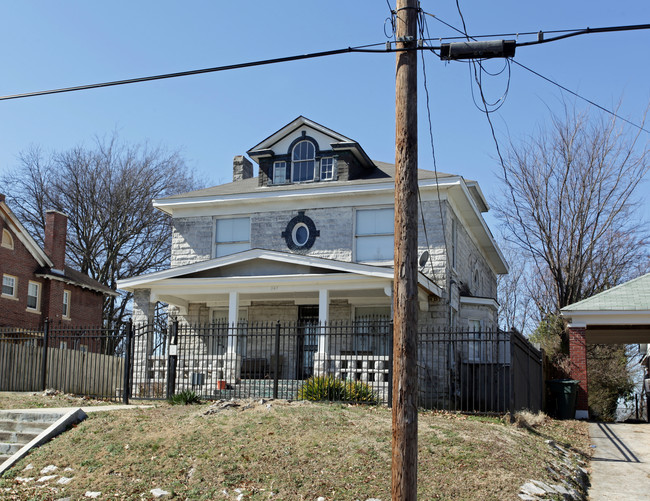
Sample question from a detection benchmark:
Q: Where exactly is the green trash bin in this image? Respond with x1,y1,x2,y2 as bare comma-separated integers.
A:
547,379,579,419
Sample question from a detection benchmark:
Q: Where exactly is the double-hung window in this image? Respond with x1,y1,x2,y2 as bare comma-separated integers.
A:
355,208,394,262
320,157,334,181
63,290,71,318
273,161,287,185
2,275,17,297
215,217,250,257
27,281,40,311
291,140,316,182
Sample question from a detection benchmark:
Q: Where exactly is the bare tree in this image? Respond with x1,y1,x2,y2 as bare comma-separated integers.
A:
494,104,649,417
1,135,201,328
495,105,649,315
497,243,534,333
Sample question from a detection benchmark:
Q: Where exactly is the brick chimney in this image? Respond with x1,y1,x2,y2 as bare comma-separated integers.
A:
233,156,253,182
44,210,68,271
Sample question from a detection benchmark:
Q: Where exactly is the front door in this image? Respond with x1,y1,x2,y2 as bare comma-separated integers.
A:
296,305,319,379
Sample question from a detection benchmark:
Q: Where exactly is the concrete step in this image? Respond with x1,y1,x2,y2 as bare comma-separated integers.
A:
0,454,10,463
0,431,40,444
0,420,52,434
0,411,65,424
0,442,23,455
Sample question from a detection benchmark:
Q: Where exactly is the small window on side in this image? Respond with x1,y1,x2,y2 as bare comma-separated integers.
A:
27,281,41,311
1,229,14,250
2,275,17,297
320,158,334,181
63,290,71,318
273,161,287,185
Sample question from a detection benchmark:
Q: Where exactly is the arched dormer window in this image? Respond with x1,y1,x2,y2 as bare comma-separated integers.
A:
1,229,14,250
292,140,316,182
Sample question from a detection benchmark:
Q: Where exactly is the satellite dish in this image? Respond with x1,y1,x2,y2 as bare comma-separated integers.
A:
419,250,430,268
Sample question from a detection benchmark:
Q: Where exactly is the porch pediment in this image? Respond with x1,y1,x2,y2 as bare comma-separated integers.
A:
118,249,440,312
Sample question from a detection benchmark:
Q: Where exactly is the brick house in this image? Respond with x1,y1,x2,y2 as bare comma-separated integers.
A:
118,117,509,390
0,194,115,329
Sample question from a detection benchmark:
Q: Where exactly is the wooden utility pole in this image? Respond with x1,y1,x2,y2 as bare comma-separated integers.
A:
392,0,419,499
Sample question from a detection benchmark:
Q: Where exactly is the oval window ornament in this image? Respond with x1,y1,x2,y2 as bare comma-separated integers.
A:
282,211,320,252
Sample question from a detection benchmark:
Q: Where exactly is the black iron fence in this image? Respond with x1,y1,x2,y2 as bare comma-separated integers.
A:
0,320,543,414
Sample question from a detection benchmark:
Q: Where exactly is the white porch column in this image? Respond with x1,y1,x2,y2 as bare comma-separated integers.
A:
315,289,330,376
225,291,241,383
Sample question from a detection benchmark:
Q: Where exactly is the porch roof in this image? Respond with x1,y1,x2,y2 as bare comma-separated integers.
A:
118,249,441,310
560,272,650,344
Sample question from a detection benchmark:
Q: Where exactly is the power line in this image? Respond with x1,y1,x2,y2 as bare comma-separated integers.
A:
0,43,393,102
511,59,650,134
423,10,650,133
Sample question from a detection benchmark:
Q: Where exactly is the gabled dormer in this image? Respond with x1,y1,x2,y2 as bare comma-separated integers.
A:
247,116,375,187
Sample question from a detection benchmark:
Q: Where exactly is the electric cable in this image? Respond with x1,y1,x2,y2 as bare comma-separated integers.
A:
417,8,449,285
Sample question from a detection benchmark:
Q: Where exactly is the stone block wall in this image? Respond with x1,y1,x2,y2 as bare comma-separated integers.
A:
171,216,213,267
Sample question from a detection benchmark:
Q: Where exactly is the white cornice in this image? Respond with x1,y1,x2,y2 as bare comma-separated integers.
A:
118,248,441,298
562,309,650,326
459,296,499,310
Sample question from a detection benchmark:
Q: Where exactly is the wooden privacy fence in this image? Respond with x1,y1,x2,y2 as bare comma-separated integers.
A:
0,342,124,396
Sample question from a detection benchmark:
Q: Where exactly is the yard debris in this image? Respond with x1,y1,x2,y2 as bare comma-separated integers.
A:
518,439,589,500
57,477,73,485
37,475,58,483
84,491,101,498
150,487,170,497
41,464,58,474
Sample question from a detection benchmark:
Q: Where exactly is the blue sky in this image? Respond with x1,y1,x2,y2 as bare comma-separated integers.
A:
1,1,649,229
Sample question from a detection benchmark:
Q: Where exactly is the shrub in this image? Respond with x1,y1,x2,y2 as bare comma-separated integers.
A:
299,376,378,404
344,380,378,403
168,389,201,405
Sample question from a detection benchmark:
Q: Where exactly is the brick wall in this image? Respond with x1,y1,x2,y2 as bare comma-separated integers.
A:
0,220,104,329
0,224,45,329
568,325,588,414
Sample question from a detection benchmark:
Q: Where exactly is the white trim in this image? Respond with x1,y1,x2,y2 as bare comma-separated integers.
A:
460,296,499,310
562,310,650,326
118,249,441,298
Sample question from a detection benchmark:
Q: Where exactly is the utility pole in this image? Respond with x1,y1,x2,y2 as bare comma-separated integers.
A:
392,0,419,499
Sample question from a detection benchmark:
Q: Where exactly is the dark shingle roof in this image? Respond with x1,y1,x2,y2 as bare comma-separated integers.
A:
158,161,459,201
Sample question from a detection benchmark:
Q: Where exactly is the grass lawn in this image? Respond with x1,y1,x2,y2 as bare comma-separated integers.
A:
0,397,590,500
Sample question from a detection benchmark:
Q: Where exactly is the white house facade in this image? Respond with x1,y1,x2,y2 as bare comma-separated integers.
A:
118,116,508,389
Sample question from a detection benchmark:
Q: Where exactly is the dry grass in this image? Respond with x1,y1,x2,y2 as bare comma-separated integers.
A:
0,390,126,410
0,398,590,500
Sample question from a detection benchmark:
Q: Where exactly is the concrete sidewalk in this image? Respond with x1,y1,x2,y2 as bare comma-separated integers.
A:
588,422,650,500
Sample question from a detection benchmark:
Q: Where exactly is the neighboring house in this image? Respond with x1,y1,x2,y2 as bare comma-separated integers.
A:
0,194,115,330
561,272,650,419
118,117,508,392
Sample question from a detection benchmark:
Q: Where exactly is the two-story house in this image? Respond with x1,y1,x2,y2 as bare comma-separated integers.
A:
0,194,115,330
118,117,508,391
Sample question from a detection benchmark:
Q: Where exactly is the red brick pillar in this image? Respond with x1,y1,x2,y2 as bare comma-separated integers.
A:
568,325,589,419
